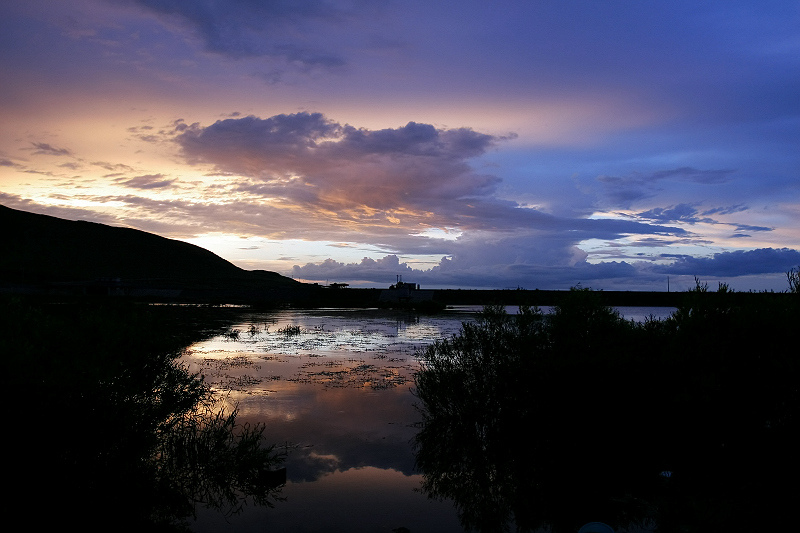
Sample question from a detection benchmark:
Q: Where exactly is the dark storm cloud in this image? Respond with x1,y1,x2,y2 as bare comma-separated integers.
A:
656,248,800,277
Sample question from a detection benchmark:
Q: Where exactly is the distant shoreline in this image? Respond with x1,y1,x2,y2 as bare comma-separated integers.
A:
3,280,793,309
316,287,793,309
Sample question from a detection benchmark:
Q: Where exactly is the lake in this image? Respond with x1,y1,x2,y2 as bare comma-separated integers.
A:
182,306,675,532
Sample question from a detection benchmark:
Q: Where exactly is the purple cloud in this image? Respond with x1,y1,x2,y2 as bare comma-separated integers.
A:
655,248,800,277
634,204,705,224
291,247,800,290
632,203,772,236
123,0,353,67
116,174,177,189
2,1,797,292
702,204,749,216
176,113,681,241
595,168,739,210
30,142,73,157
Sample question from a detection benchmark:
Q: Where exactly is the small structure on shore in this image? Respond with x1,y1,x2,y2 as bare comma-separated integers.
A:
379,276,435,306
388,275,419,291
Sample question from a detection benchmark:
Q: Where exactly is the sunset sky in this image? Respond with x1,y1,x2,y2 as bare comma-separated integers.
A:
2,0,798,290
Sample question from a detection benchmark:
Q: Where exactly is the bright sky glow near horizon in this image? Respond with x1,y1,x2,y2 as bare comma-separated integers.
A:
2,0,799,290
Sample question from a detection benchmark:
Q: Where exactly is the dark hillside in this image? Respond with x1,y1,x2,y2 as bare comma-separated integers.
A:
0,205,301,299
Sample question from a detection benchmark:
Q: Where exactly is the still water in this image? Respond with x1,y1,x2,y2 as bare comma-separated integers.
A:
182,306,674,532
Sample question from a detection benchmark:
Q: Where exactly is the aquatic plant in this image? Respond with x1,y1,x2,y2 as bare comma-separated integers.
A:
278,324,303,336
223,327,241,340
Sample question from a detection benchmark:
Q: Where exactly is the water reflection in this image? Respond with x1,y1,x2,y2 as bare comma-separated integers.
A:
183,308,467,532
185,309,467,396
182,306,685,532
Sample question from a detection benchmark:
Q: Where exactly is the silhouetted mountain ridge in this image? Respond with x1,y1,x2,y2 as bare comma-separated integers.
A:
0,204,299,289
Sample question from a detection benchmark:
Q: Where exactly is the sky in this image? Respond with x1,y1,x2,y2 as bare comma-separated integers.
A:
1,0,798,291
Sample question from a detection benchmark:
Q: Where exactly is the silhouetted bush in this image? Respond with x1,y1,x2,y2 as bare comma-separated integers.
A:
3,297,283,530
413,280,799,532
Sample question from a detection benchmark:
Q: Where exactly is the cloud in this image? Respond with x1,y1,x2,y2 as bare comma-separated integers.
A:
169,111,707,285
595,167,737,209
733,224,772,232
649,167,735,185
293,255,415,282
0,192,121,226
655,248,800,277
93,161,136,173
176,113,505,224
178,112,341,171
291,246,800,290
116,174,177,189
175,112,679,241
124,0,355,68
634,203,705,224
631,203,772,235
2,1,797,295
702,204,749,216
291,251,647,290
30,142,73,157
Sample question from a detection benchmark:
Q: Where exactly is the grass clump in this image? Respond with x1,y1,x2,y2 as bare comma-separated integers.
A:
278,324,303,336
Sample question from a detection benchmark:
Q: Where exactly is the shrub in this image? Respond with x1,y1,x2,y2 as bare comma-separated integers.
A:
413,284,799,532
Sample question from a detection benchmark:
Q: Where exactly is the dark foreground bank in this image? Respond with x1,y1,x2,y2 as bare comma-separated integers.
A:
5,272,798,532
4,297,285,531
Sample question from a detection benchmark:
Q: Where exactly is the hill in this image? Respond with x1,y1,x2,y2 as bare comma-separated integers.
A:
0,204,303,301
